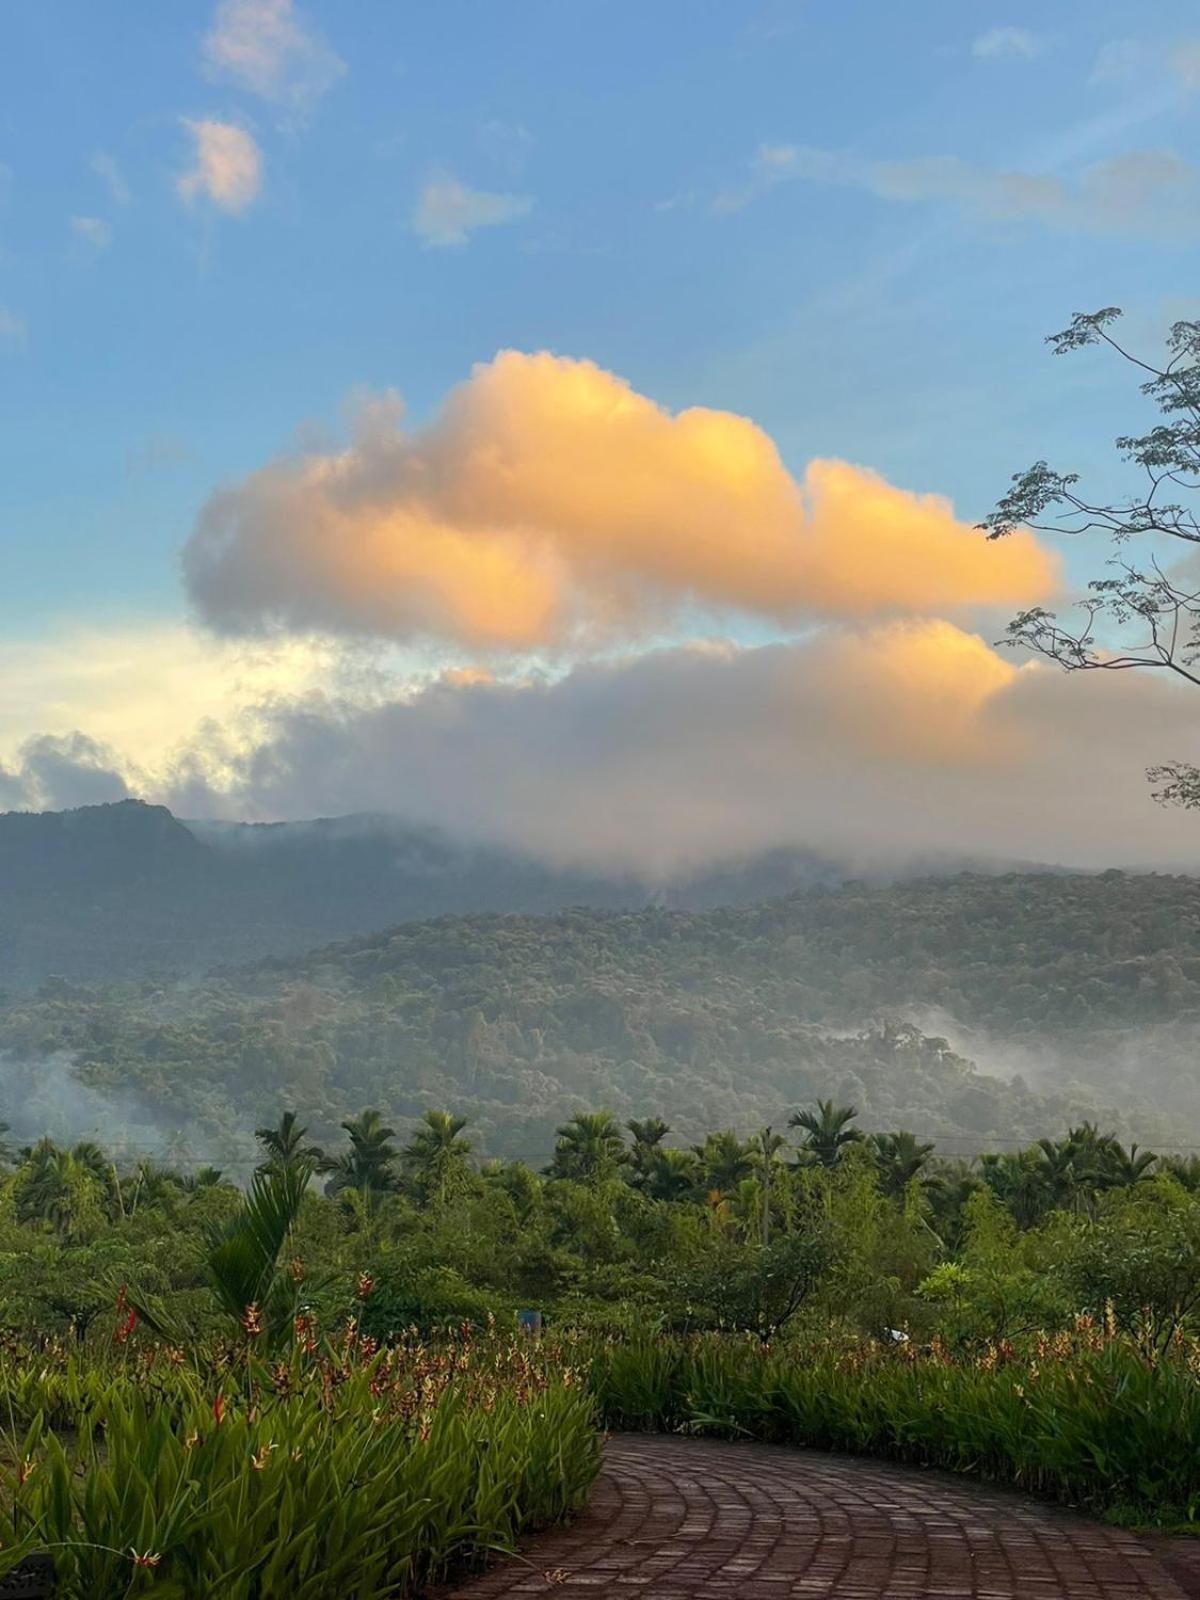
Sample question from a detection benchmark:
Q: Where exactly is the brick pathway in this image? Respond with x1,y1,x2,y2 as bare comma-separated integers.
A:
445,1434,1200,1598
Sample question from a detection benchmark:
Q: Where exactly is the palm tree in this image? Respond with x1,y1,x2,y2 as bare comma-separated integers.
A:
547,1110,627,1183
692,1129,754,1193
1035,1124,1122,1215
402,1110,472,1206
980,1149,1051,1229
626,1117,670,1191
14,1139,107,1244
181,1165,230,1193
751,1126,787,1244
870,1130,937,1201
643,1145,700,1202
255,1111,325,1178
0,1121,12,1168
323,1109,399,1207
1103,1140,1157,1188
789,1101,862,1168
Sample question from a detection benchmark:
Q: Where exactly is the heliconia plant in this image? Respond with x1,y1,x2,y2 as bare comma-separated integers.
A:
0,1328,599,1598
586,1320,1200,1526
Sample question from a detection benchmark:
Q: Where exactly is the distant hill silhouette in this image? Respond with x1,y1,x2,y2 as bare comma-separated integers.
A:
0,799,1058,989
0,799,847,987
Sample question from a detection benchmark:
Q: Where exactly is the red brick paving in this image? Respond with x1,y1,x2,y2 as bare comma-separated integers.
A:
443,1434,1200,1598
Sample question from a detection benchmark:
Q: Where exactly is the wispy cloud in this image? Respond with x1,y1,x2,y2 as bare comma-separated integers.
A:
716,140,1200,237
203,0,344,113
70,215,112,251
177,119,263,214
712,143,798,214
413,171,533,248
972,26,1041,60
89,150,131,205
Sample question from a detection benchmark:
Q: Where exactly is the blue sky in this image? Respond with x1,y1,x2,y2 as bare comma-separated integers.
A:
3,0,1198,627
2,1,1200,867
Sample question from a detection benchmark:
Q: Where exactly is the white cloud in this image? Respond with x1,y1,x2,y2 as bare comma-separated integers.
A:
413,171,533,248
177,119,262,214
89,151,131,205
972,27,1041,60
716,140,1200,236
70,215,112,251
203,0,344,112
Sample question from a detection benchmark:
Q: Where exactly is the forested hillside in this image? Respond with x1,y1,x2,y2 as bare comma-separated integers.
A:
0,799,915,987
5,869,1200,1163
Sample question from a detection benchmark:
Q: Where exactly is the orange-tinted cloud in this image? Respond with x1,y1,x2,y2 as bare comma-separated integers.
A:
184,351,1056,650
820,619,1023,764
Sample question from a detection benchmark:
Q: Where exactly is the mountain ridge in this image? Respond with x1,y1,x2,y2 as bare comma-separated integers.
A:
0,798,1066,989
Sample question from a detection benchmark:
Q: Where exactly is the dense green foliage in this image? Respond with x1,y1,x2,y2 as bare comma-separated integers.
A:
11,868,1200,1160
4,1100,1200,1580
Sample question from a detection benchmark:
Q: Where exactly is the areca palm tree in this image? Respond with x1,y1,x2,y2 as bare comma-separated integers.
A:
323,1109,399,1207
547,1110,627,1184
692,1129,754,1193
980,1149,1052,1229
402,1110,472,1206
1104,1140,1158,1188
254,1111,325,1178
870,1130,937,1201
789,1101,862,1168
626,1117,670,1192
643,1145,699,1201
14,1139,107,1243
751,1126,788,1244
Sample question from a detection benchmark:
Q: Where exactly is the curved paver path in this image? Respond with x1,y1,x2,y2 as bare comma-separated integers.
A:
446,1434,1200,1598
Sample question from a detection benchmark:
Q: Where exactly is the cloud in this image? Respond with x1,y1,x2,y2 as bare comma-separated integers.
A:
972,27,1041,60
0,619,355,784
177,119,262,213
144,625,1200,877
0,733,131,813
413,172,533,248
182,351,1055,651
89,151,131,205
70,215,112,251
716,141,1200,236
12,621,1200,878
202,0,344,112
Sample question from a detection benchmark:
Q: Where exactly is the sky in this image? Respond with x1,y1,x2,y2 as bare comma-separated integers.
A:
2,0,1200,873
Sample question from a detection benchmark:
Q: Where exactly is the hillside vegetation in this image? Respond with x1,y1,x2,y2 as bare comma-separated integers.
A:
5,869,1200,1159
